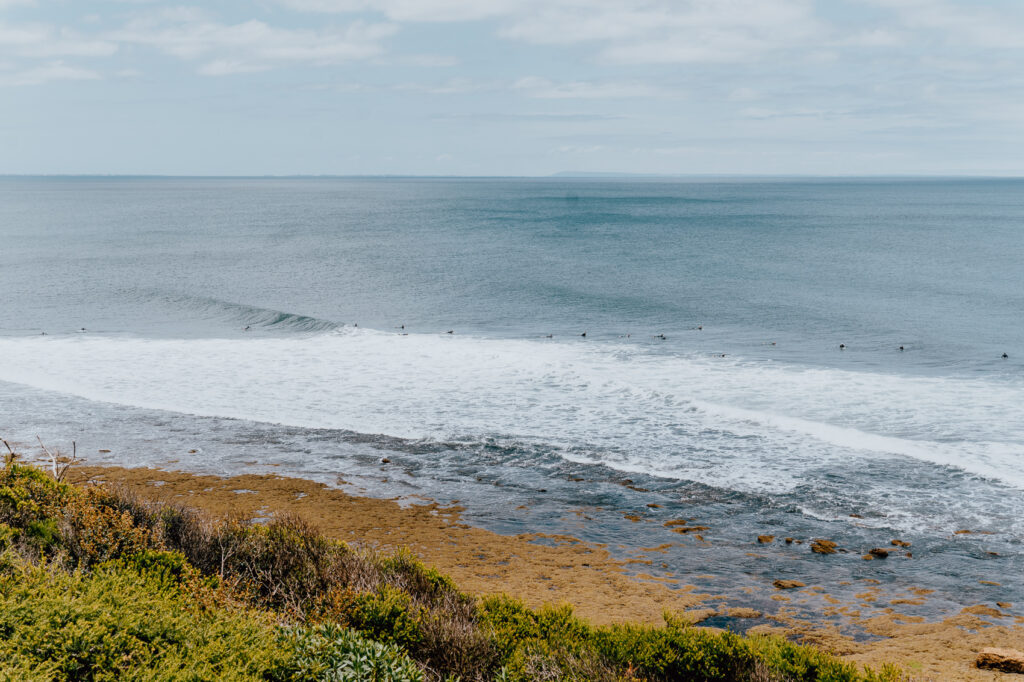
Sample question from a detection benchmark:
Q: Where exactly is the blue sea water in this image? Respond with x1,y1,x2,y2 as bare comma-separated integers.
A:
1,176,1022,625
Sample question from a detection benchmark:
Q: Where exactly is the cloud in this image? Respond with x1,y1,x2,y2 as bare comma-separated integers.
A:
276,0,520,22
109,8,397,74
0,60,99,86
862,0,1024,49
513,76,671,99
432,112,627,122
0,21,117,57
281,0,827,64
394,77,488,94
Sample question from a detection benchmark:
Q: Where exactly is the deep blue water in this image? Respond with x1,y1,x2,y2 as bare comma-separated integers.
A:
1,176,1022,626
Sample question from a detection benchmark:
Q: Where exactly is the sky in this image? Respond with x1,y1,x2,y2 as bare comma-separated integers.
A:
2,0,1024,176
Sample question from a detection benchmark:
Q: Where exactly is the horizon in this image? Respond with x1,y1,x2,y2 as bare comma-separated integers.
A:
4,1,1024,176
5,172,1024,180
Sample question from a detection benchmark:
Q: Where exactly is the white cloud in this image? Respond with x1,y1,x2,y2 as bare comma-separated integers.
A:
281,0,827,64
394,77,487,94
513,76,670,99
197,59,269,76
109,9,397,73
277,0,520,22
861,0,1024,49
0,60,99,86
0,21,117,57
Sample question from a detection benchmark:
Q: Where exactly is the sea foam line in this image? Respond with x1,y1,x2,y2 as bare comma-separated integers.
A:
0,329,1021,491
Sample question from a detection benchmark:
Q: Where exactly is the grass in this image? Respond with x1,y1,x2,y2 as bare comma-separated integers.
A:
0,455,905,681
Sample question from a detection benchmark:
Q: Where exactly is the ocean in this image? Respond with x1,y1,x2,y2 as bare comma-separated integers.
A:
1,176,1022,626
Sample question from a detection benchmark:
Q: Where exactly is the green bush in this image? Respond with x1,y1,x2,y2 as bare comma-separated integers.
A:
0,459,907,682
0,552,292,681
284,623,424,682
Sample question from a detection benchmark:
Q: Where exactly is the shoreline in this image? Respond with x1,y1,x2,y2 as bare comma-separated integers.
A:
68,462,1024,680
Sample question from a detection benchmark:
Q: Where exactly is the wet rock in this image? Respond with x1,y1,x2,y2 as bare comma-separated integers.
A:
810,539,837,555
646,503,661,508
784,537,794,544
98,449,111,453
997,602,1013,609
849,513,863,518
727,607,762,618
679,608,717,624
773,579,805,589
757,535,774,544
671,525,709,535
862,554,875,561
380,457,391,464
869,548,891,558
890,539,911,547
975,648,1024,674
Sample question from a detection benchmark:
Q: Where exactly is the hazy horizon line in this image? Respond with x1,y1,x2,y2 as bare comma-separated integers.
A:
3,172,1023,181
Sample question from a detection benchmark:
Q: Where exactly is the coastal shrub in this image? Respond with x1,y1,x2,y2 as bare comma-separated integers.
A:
339,585,425,649
60,488,153,566
0,459,906,682
595,622,759,680
284,622,425,681
479,596,621,681
217,515,346,617
0,552,293,681
0,462,73,530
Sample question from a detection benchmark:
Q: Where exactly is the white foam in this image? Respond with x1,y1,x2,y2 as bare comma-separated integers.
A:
0,329,1022,494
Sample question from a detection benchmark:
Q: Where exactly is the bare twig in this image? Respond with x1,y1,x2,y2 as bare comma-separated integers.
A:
35,436,78,482
36,435,58,478
2,439,17,467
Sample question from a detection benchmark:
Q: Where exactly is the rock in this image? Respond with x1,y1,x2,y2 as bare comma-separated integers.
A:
98,449,111,453
773,579,805,589
380,457,390,464
646,503,661,508
784,537,794,544
869,548,891,558
890,539,911,547
997,602,1013,609
727,607,762,618
849,513,863,518
975,648,1024,674
862,554,875,561
757,535,775,544
671,525,709,534
679,608,717,624
810,539,837,555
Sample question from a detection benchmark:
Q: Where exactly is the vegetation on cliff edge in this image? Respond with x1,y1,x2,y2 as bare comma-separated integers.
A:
0,451,903,681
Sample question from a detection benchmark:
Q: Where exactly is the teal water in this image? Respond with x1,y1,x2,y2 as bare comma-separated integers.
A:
1,177,1022,626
